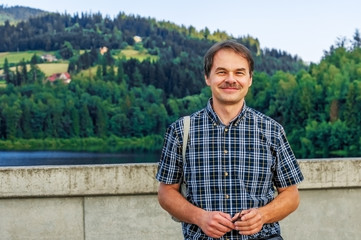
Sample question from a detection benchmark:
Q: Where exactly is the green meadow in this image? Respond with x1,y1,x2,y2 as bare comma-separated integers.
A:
0,63,69,76
113,46,158,62
0,51,52,68
37,63,69,76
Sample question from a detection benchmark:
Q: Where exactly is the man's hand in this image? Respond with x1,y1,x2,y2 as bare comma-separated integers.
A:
158,183,233,238
232,209,264,235
198,211,235,238
231,185,301,236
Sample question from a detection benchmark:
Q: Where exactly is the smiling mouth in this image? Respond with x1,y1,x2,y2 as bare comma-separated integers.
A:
219,83,241,89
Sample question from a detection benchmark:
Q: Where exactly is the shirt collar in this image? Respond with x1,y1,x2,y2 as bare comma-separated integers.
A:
206,98,248,126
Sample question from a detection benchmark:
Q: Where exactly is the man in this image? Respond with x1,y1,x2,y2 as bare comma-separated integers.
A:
156,40,304,239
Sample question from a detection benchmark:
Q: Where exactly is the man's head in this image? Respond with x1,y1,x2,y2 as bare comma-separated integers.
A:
204,40,254,78
204,40,254,112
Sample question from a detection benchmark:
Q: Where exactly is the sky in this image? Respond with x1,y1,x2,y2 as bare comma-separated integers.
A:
1,0,361,63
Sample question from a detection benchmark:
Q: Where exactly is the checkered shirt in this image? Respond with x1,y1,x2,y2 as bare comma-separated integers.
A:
156,100,304,239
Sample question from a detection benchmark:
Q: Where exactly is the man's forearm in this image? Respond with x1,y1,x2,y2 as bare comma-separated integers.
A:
158,183,204,224
259,185,300,224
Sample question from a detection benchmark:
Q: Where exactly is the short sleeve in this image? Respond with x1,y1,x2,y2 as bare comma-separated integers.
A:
156,122,184,184
273,127,304,188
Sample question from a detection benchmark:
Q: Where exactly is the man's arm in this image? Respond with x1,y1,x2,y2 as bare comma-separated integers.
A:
260,184,300,223
232,185,300,235
158,182,235,238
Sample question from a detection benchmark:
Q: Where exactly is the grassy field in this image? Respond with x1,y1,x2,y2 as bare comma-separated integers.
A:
37,63,68,76
0,63,69,76
114,46,158,62
0,51,53,68
0,80,6,88
76,66,98,78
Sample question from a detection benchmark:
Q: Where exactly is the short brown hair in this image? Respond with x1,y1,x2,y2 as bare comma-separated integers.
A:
203,40,254,78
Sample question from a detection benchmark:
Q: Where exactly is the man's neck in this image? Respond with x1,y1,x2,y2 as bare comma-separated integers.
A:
212,100,244,126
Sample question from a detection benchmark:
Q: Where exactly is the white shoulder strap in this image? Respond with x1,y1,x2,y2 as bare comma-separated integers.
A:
182,116,190,160
171,116,190,223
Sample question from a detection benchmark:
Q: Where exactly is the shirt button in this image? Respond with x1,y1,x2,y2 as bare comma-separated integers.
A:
224,172,229,177
224,150,228,154
224,128,228,132
225,194,229,199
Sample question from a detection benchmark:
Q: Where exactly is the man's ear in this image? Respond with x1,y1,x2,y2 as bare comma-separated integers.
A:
205,75,211,86
249,76,253,87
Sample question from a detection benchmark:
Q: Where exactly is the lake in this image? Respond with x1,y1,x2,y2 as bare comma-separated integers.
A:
0,151,161,167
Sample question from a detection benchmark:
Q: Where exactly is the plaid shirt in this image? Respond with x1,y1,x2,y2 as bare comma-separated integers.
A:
156,99,304,240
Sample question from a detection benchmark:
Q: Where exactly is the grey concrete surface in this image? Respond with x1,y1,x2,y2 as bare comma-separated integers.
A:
281,188,361,239
0,158,360,240
0,197,84,240
84,195,183,240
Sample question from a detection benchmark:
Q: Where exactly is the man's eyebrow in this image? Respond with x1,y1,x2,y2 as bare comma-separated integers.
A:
235,68,247,72
215,67,227,71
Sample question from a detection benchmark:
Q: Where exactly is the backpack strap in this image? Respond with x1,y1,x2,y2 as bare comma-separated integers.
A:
171,116,190,223
182,116,190,160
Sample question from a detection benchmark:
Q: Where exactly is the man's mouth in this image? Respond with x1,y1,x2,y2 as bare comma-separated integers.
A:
219,83,241,90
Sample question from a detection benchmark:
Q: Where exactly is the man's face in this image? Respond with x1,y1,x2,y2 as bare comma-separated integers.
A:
205,48,252,108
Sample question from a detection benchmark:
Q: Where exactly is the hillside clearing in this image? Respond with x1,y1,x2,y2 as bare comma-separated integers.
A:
37,63,68,76
0,51,52,68
114,47,158,62
0,63,69,76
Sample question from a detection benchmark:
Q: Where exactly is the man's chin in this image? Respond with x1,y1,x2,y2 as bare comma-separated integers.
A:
218,98,245,106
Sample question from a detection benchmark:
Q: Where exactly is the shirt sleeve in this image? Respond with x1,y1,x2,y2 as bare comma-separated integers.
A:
273,127,304,188
156,122,184,184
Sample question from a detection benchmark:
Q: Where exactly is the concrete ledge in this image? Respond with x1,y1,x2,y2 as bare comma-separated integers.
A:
298,158,361,189
0,158,361,198
0,163,158,198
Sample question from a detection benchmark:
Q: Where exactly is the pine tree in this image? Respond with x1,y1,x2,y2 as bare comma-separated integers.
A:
3,58,12,84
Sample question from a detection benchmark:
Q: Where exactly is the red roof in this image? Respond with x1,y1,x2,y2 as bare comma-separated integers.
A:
46,72,71,83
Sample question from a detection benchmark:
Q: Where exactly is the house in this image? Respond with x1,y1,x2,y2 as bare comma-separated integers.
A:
46,72,71,84
41,54,58,62
133,36,142,43
100,46,108,55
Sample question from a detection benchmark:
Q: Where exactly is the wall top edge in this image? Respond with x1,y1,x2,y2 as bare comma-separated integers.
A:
0,158,360,198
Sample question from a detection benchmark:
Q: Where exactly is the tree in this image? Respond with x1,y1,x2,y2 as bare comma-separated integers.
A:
352,29,361,49
20,98,33,139
79,98,94,137
202,27,210,39
59,41,74,59
116,60,125,84
3,58,12,84
1,99,23,140
29,63,45,85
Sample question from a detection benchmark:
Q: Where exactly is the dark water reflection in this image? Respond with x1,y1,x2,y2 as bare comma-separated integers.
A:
0,151,161,167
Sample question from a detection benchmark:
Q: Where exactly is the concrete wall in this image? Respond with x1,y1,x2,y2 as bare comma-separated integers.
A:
0,158,360,240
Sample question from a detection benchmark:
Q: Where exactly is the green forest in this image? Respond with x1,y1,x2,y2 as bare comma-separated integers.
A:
0,6,361,159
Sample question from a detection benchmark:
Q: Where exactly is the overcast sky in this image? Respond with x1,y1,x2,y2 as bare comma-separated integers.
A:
2,0,361,63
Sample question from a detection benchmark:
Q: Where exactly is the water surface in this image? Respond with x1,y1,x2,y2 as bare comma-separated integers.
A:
0,151,160,167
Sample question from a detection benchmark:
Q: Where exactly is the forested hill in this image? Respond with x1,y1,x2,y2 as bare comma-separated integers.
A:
0,5,46,23
0,5,306,76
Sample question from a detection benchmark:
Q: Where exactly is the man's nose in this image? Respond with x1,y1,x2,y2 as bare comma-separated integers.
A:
225,73,237,82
